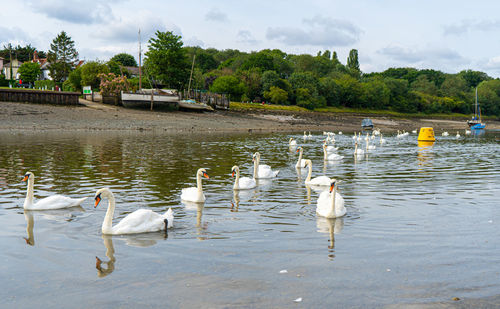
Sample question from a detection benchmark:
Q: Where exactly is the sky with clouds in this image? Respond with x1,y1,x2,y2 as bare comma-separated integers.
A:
2,0,500,77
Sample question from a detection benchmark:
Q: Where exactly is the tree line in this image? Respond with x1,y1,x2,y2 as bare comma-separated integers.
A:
1,30,499,116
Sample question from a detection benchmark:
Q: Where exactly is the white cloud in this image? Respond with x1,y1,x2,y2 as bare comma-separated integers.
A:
266,15,361,47
184,36,205,47
237,30,258,45
95,12,181,44
205,8,228,22
443,19,500,36
25,0,115,24
0,26,32,46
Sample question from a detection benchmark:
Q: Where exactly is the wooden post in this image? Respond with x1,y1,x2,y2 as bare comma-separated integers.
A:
150,90,154,110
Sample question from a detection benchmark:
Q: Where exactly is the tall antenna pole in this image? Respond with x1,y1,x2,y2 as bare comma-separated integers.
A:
187,54,195,95
138,29,142,90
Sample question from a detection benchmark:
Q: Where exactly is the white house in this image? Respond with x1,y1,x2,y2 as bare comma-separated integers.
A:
2,59,23,79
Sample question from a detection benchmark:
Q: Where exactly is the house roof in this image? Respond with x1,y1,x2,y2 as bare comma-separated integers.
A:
123,66,140,75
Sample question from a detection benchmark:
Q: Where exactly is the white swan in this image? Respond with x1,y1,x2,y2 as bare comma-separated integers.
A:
231,165,256,190
303,131,308,139
94,188,174,235
289,137,297,146
181,168,209,203
323,140,338,153
253,152,279,178
304,160,334,186
308,131,313,138
22,172,86,210
412,129,417,134
316,181,346,218
442,131,449,136
354,141,364,156
338,131,342,135
366,137,376,151
352,132,357,140
465,129,471,135
456,131,461,138
295,146,307,168
379,133,386,145
323,145,344,161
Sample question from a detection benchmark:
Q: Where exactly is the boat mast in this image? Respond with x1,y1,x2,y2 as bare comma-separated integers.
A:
138,29,142,90
187,54,196,97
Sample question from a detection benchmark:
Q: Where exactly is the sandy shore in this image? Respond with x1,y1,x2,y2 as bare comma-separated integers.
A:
1,99,498,133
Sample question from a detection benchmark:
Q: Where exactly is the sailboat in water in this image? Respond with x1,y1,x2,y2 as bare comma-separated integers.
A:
467,87,486,129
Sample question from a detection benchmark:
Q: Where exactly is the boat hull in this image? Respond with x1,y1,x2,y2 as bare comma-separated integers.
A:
121,92,179,109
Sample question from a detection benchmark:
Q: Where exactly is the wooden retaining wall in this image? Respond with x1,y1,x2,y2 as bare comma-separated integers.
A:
0,89,80,105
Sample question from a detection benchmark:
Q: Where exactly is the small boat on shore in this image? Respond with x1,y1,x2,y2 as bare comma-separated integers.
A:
121,89,179,109
467,88,486,129
178,99,214,112
361,118,374,130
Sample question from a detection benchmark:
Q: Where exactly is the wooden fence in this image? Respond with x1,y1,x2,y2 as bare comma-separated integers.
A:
0,88,80,105
180,90,230,109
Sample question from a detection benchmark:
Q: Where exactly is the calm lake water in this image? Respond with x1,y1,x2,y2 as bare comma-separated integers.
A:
1,130,499,308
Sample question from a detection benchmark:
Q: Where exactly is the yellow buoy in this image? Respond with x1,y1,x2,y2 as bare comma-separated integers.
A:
418,127,435,142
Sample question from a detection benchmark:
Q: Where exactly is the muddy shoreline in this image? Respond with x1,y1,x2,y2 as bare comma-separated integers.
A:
1,99,499,134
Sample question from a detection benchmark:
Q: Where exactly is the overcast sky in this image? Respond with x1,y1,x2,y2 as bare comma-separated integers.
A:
2,0,500,77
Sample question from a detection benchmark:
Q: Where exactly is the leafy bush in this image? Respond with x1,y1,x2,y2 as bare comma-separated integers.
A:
34,80,55,90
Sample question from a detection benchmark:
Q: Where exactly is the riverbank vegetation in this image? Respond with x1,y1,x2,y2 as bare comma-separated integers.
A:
1,31,499,117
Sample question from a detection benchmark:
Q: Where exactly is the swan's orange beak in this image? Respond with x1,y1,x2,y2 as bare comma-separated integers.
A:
203,172,209,179
22,175,29,182
296,148,299,153
231,171,235,177
329,183,335,193
94,195,101,208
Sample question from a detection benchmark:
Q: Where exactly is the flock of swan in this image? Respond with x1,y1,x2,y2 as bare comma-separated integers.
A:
20,128,461,238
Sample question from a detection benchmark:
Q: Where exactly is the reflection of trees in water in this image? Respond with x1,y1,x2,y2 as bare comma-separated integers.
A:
316,217,344,261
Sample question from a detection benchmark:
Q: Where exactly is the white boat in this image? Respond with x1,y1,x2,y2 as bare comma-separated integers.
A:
121,89,179,109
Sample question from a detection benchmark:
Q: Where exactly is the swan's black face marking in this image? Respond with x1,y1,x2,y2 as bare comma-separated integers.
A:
202,171,209,179
94,193,102,208
22,174,30,182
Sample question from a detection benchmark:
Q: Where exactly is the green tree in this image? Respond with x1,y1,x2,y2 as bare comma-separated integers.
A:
263,86,288,104
335,74,362,107
67,67,82,91
110,53,137,67
210,75,246,101
440,75,468,99
346,49,360,78
18,62,41,84
410,75,438,95
261,70,280,93
360,78,390,109
318,77,340,106
459,70,491,89
144,31,190,89
81,61,110,90
47,31,78,83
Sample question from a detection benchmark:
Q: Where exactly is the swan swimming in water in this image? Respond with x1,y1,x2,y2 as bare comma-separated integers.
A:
181,168,210,203
253,152,280,178
289,138,297,146
316,181,346,218
295,146,307,168
354,141,364,156
323,144,344,161
303,159,334,186
22,172,86,210
94,188,174,235
231,165,257,190
442,131,449,136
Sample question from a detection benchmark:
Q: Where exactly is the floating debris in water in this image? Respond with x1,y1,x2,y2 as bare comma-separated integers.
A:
452,297,460,301
386,269,391,272
293,297,302,303
279,269,288,274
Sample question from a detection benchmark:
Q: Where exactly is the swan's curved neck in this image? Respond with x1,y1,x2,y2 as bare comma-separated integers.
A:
297,149,303,164
305,163,312,182
102,192,116,234
234,169,240,188
354,143,358,154
323,147,328,160
24,178,35,208
366,138,369,150
331,185,337,212
253,156,259,179
196,172,204,193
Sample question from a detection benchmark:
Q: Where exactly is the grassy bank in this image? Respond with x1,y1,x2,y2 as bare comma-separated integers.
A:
231,102,498,121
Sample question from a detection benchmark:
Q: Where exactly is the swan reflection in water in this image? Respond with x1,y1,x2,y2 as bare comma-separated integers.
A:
316,217,344,260
23,211,35,246
23,207,84,246
96,235,115,278
183,200,208,240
